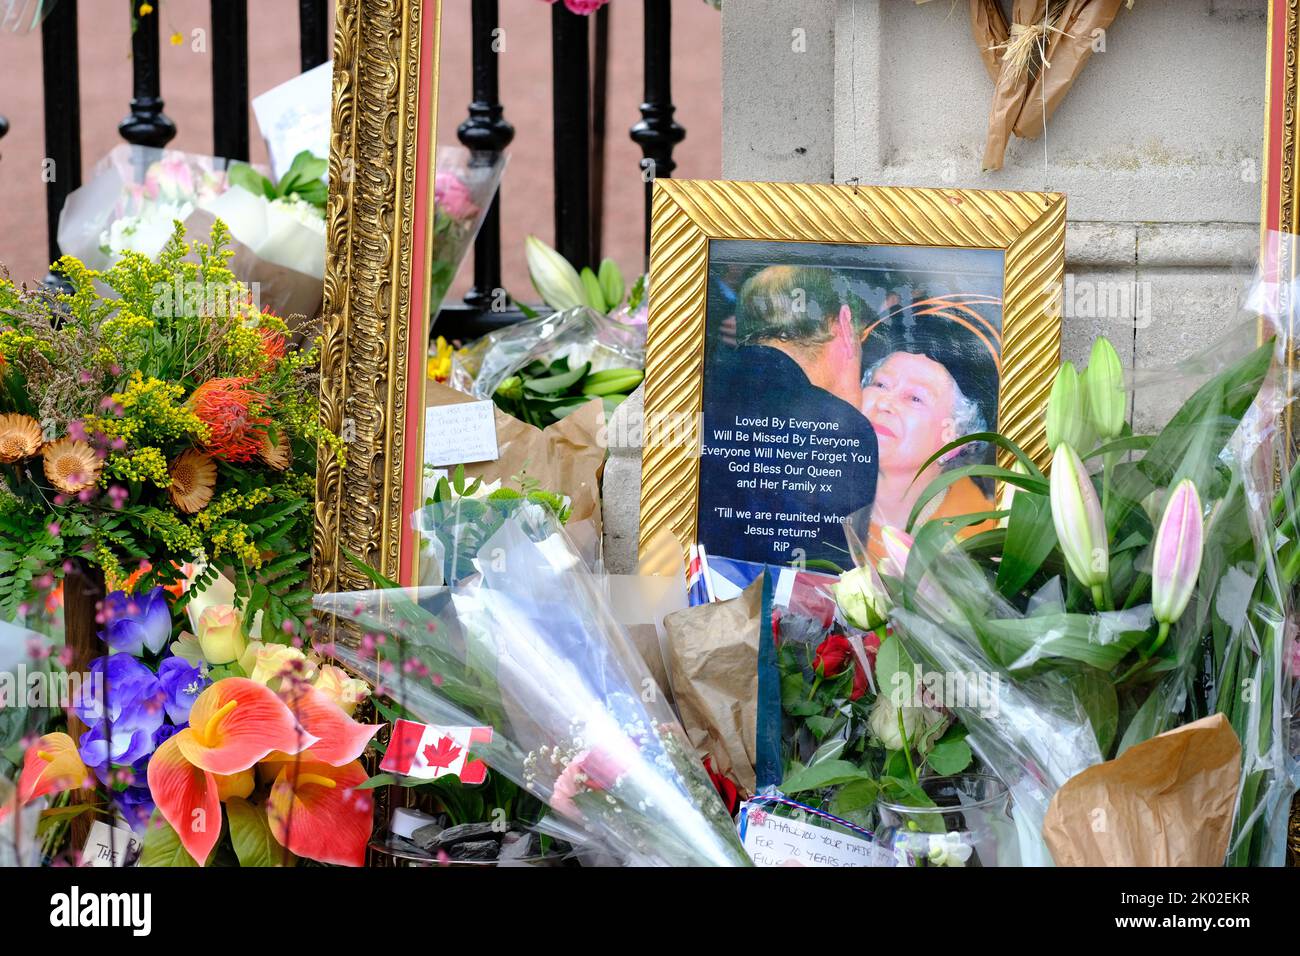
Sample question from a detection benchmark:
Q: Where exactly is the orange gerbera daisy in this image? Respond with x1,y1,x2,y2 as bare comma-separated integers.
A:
0,413,43,463
190,377,271,462
42,438,100,493
169,448,217,514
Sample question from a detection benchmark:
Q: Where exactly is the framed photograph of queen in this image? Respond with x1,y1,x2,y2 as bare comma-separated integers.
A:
638,181,1066,578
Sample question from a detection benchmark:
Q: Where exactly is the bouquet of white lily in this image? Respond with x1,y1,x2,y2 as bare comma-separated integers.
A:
849,324,1298,867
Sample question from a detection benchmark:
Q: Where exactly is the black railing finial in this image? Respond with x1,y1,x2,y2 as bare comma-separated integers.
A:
458,0,515,312
119,1,176,149
631,0,685,260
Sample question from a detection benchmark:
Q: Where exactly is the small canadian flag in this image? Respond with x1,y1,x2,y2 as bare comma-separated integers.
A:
379,719,493,784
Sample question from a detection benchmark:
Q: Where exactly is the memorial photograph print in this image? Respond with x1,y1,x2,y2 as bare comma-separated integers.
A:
638,180,1065,585
697,239,1005,574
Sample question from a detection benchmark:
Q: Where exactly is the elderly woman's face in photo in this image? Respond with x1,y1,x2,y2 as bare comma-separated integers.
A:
861,351,958,472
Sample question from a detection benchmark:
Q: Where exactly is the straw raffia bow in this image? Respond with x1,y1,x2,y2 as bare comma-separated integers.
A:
989,18,1073,79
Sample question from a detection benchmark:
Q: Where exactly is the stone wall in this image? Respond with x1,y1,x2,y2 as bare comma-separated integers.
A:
603,0,1268,573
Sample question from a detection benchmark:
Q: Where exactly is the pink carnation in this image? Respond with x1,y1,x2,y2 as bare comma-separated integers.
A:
543,0,611,16
434,172,478,222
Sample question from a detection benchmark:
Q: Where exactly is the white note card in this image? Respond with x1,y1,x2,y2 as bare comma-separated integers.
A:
79,819,142,868
739,801,896,868
425,401,500,467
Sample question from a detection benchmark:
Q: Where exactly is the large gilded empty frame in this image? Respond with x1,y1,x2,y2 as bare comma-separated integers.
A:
638,181,1066,571
1263,0,1300,463
313,0,442,593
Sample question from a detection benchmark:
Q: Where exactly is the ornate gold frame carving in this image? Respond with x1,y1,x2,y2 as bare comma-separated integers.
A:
1263,0,1300,462
638,180,1065,569
313,0,442,594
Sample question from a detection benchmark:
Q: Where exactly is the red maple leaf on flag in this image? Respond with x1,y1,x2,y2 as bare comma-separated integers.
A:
423,734,462,771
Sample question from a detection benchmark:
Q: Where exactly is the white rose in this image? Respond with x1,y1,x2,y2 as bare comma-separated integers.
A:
869,697,943,750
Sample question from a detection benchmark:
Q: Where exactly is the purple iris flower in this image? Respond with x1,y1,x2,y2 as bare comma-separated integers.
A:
154,722,185,747
100,587,172,656
72,654,166,727
158,657,208,724
79,715,159,777
114,787,156,834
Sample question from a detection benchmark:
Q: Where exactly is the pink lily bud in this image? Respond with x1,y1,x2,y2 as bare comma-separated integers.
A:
1151,479,1204,626
1049,443,1109,593
880,526,914,575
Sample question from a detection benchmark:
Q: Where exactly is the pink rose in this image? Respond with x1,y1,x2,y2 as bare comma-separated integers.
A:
550,750,588,821
434,172,478,222
548,747,624,821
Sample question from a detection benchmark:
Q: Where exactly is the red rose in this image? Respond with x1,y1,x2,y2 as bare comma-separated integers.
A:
813,634,853,678
702,756,740,817
850,659,869,700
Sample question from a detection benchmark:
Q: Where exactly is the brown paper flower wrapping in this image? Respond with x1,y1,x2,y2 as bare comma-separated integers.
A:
424,380,606,559
967,0,1132,170
662,577,764,795
1042,714,1241,866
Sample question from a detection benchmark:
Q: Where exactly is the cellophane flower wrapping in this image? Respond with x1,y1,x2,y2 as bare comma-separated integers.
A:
429,146,507,320
58,146,232,270
314,501,751,867
866,239,1298,865
55,145,326,316
451,305,646,397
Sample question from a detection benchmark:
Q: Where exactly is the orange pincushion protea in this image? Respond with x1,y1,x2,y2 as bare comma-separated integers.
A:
259,326,287,364
189,377,271,463
0,413,43,463
42,438,101,493
169,448,217,514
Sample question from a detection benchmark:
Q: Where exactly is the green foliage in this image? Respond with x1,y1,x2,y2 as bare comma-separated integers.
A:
490,354,643,428
229,150,328,210
227,797,295,867
0,222,323,624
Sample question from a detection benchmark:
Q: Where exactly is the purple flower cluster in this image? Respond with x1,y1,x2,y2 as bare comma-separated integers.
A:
73,587,209,831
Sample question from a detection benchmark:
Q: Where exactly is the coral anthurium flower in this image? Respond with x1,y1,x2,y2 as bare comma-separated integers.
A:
214,768,255,802
278,683,380,767
168,448,217,513
0,412,43,463
266,759,372,867
147,735,222,864
261,683,381,772
189,377,271,463
175,677,316,775
42,438,101,493
147,678,317,865
0,733,91,821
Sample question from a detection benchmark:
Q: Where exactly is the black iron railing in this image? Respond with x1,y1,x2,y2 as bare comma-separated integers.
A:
32,0,685,338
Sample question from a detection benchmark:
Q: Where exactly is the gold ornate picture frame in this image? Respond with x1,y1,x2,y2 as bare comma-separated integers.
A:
638,180,1065,570
1263,0,1300,464
314,0,442,593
